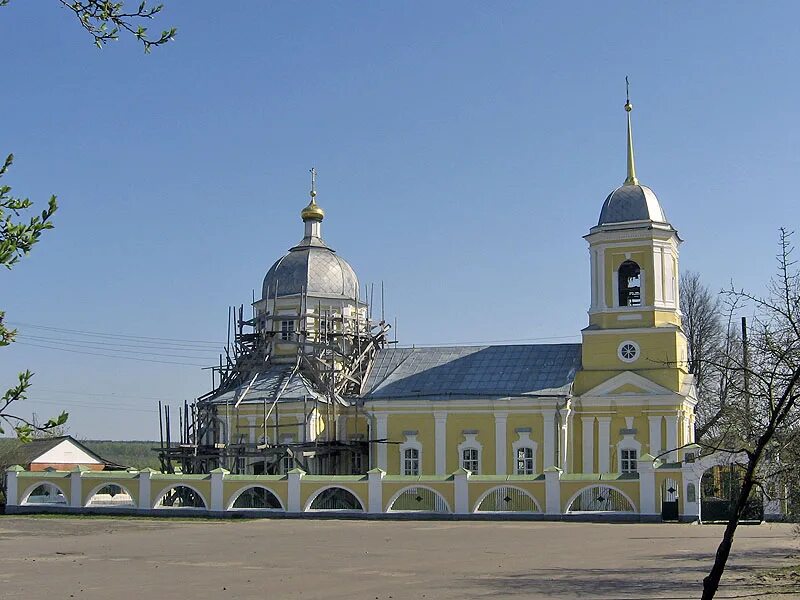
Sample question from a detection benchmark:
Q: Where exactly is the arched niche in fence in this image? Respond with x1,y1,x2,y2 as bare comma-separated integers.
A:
153,484,207,509
565,485,636,513
21,482,68,505
85,483,135,507
474,486,542,513
387,486,450,513
306,487,364,512
229,486,284,510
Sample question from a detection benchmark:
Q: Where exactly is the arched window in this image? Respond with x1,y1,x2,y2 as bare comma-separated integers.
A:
618,260,641,307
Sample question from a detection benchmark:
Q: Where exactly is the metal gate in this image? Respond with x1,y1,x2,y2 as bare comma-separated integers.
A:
661,478,679,521
701,465,764,523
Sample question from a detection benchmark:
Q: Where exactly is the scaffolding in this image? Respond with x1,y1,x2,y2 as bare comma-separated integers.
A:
157,288,391,476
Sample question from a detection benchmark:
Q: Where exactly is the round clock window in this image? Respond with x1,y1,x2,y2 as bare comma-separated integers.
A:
618,341,640,363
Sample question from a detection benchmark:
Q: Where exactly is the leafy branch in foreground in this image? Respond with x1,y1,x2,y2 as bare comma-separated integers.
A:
58,1,177,53
1,153,65,441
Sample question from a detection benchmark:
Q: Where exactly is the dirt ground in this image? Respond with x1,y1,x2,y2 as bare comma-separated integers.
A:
0,516,797,600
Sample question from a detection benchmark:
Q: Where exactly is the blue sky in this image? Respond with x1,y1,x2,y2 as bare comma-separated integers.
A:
1,2,797,440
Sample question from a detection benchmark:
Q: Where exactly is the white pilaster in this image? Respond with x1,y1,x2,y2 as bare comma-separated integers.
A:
581,416,595,474
494,412,508,475
287,468,304,512
4,466,22,506
453,468,470,514
648,416,663,459
544,466,562,515
596,417,611,473
434,411,448,475
637,454,657,516
375,413,388,471
70,468,85,508
542,409,556,469
559,405,571,473
665,415,679,462
247,416,256,444
210,468,227,512
138,469,153,509
367,468,385,513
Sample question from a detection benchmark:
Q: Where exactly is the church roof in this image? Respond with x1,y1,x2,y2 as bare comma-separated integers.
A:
598,184,667,225
208,364,332,405
362,343,582,400
262,241,359,300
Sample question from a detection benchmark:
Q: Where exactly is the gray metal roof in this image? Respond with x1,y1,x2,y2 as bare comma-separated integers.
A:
262,235,359,301
598,184,666,225
363,344,582,400
209,364,330,405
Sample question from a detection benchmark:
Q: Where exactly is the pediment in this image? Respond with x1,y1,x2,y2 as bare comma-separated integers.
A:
580,371,673,398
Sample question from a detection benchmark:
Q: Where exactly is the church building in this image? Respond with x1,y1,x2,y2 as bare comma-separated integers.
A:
184,93,697,481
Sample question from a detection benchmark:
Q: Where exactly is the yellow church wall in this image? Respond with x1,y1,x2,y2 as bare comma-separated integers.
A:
300,477,369,510
223,476,288,509
467,478,546,512
381,477,455,512
81,471,140,506
445,412,496,474
506,413,544,474
386,412,435,474
149,475,211,509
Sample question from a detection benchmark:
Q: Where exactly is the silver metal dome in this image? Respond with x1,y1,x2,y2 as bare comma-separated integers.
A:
598,184,666,226
262,236,359,301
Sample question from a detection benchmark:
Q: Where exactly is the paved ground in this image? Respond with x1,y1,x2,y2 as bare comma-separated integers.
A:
0,516,797,599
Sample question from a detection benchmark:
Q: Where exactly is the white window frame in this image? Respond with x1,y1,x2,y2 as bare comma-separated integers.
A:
280,319,295,341
620,448,638,473
457,432,482,474
512,429,538,475
617,433,642,474
399,432,422,476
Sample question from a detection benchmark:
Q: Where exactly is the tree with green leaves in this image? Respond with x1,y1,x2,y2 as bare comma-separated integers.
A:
1,0,175,441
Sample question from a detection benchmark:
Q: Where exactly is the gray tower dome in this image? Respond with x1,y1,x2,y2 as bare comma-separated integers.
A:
598,184,666,225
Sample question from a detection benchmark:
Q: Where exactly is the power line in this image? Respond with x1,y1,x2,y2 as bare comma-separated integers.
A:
404,334,581,347
24,397,156,414
14,341,209,367
15,335,217,360
33,387,183,402
7,321,222,346
17,333,222,353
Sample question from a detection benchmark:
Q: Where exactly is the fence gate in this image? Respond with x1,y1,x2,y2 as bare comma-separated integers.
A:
661,478,679,521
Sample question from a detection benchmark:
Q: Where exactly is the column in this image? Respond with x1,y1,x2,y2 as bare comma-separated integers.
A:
367,468,385,513
559,406,571,473
138,469,153,510
665,415,679,462
70,467,85,508
4,466,22,507
453,468,470,514
637,453,657,517
375,413,388,471
542,409,556,469
247,416,256,444
544,466,562,515
597,417,611,473
434,411,448,475
581,416,595,474
494,412,508,475
287,468,304,512
648,416,663,459
210,468,228,512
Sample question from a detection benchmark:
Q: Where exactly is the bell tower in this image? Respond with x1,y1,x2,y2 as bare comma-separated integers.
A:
573,84,689,396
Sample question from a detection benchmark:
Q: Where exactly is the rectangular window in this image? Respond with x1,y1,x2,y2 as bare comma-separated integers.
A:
282,455,294,474
350,451,363,474
461,448,480,473
516,447,535,475
620,449,638,473
280,320,295,341
403,448,419,476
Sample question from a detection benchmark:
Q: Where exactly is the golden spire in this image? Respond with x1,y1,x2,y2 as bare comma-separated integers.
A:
623,76,639,186
301,166,325,221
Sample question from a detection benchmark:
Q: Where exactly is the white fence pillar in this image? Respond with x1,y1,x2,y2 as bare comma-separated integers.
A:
138,468,154,510
210,467,228,512
453,468,470,514
70,467,87,508
637,453,657,516
287,468,305,512
367,468,385,513
544,466,562,515
4,466,23,506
